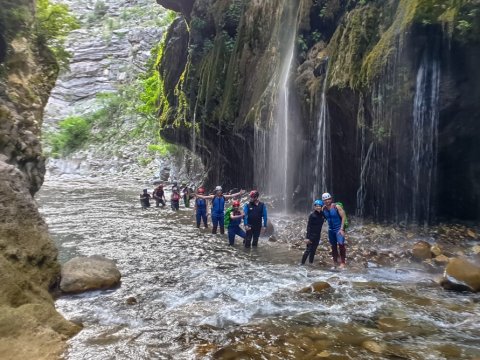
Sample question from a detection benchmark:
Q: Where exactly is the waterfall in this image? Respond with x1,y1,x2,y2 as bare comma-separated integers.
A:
411,53,440,223
265,1,299,212
356,93,373,217
312,65,330,202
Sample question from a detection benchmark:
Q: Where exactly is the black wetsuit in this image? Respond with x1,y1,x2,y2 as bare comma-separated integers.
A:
301,210,324,264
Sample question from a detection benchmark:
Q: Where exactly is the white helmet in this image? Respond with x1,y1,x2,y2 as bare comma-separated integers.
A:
321,192,332,201
215,186,222,192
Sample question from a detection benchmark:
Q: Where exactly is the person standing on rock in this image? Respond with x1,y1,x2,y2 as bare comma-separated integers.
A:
140,189,151,209
322,193,347,268
153,184,166,207
196,186,245,234
243,190,268,248
227,200,246,246
194,187,209,228
301,200,325,265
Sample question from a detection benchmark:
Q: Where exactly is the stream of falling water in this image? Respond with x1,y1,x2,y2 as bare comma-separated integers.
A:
37,176,480,360
312,64,330,201
411,54,440,223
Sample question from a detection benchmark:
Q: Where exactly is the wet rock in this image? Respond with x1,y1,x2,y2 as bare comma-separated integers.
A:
467,229,477,238
472,245,480,255
126,297,137,305
268,235,277,242
264,220,275,237
60,255,121,293
316,350,330,358
434,254,450,265
362,340,386,354
441,258,480,292
412,241,432,260
377,317,409,332
299,281,331,293
431,244,442,257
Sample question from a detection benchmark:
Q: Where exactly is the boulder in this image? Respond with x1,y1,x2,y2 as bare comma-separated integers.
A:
441,258,480,292
299,281,331,293
264,219,275,237
434,254,450,265
472,245,480,255
431,245,442,257
60,256,121,293
412,241,432,260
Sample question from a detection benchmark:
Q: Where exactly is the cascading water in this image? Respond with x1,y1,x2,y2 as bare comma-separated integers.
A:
312,64,330,201
264,1,300,212
411,53,440,223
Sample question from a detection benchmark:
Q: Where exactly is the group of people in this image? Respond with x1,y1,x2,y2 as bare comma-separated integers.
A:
140,184,348,268
140,185,269,249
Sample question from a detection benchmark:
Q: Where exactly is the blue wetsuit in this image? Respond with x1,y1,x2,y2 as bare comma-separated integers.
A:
228,211,246,246
323,204,346,264
211,196,225,234
195,198,208,228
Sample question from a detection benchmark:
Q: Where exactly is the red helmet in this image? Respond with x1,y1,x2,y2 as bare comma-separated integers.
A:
233,200,241,207
250,190,259,199
198,187,205,194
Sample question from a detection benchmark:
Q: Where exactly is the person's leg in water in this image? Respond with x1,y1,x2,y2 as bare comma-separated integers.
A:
202,212,208,228
219,216,225,235
251,225,262,247
196,211,202,228
328,230,339,266
336,232,346,266
245,228,253,248
301,238,320,264
212,214,220,234
229,225,246,246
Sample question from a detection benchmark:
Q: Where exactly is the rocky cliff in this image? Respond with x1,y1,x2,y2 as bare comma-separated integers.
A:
156,0,480,223
0,1,80,358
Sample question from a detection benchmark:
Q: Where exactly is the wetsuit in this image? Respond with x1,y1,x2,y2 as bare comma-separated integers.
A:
182,187,190,208
171,192,180,211
243,201,267,248
153,187,166,207
140,192,151,208
323,204,346,265
211,196,225,234
228,210,246,246
195,198,208,228
302,210,324,264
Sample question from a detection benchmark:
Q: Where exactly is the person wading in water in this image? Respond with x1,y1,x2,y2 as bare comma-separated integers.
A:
227,200,246,246
301,199,325,265
243,190,268,248
196,186,244,234
152,184,166,207
322,192,347,268
194,187,208,228
140,189,151,209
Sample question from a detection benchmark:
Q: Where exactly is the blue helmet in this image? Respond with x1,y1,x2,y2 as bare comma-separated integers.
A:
314,200,323,207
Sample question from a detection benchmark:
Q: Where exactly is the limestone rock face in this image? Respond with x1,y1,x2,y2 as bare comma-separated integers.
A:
0,1,80,357
442,258,480,292
60,256,121,293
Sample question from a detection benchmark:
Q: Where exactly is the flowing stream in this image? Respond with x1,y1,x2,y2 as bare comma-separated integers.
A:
37,177,480,359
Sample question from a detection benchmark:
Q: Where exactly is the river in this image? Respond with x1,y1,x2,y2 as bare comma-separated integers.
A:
37,176,480,359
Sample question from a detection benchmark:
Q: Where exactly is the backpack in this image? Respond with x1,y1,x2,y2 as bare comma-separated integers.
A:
335,202,349,230
224,206,234,227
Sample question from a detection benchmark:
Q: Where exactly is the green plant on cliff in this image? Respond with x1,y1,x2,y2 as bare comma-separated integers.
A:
36,0,79,69
48,116,91,157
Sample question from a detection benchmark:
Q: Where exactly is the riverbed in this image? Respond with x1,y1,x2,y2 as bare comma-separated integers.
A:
37,176,480,359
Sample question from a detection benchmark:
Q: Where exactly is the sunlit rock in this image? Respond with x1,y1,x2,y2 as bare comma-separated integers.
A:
412,241,432,260
431,244,442,257
361,340,386,354
434,254,450,265
441,258,480,292
60,255,121,293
